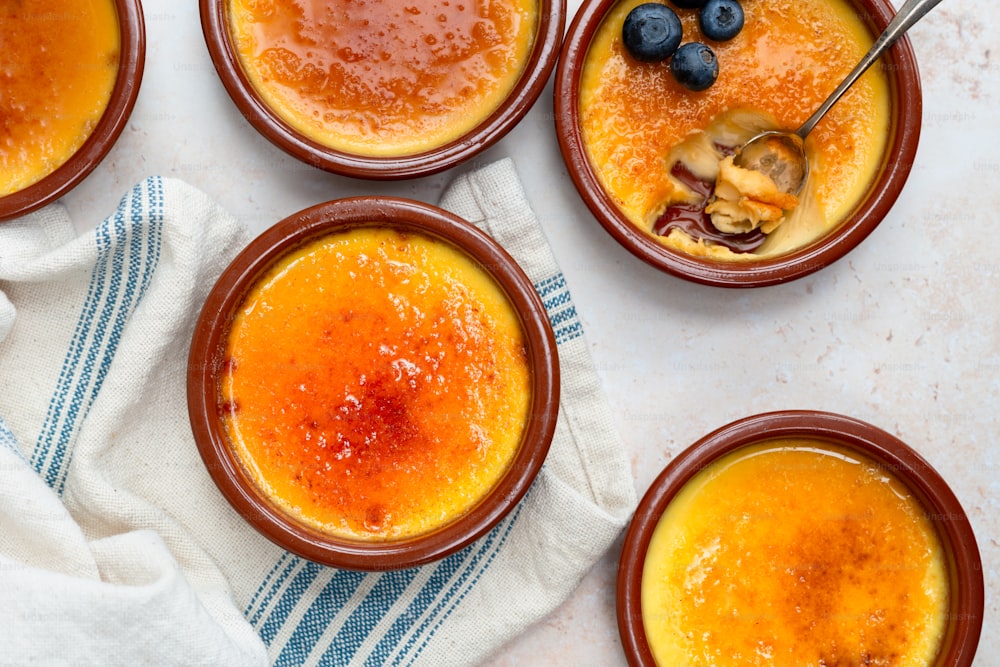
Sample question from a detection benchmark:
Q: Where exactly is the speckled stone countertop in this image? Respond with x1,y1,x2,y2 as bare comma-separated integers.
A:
63,0,998,664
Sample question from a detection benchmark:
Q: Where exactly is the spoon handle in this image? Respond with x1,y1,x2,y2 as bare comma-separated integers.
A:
797,0,945,139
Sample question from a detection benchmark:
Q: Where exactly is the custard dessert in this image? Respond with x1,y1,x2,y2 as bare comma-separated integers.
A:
580,0,891,259
0,0,120,197
641,440,949,666
227,0,538,157
219,226,531,540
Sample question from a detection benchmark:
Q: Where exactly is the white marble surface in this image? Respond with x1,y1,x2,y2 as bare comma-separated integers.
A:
61,0,999,664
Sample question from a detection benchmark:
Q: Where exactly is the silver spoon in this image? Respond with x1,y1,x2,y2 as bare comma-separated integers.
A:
733,0,945,196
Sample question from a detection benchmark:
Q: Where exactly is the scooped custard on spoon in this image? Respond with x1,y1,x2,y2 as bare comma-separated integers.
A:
705,152,800,235
704,0,944,240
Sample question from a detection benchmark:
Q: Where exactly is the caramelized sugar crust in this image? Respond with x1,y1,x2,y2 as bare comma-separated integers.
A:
642,441,948,666
0,1,119,196
229,0,537,156
221,227,531,540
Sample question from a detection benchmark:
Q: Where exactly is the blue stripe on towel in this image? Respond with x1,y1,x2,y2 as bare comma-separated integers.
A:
45,212,127,485
406,503,526,664
317,568,419,665
542,290,571,311
0,416,24,460
51,186,145,492
361,550,470,667
549,305,578,328
32,180,165,492
251,500,527,666
258,546,467,665
31,212,113,473
535,273,583,346
273,569,370,666
533,273,565,299
247,552,298,626
554,321,584,345
390,503,526,666
259,560,324,647
137,178,165,304
39,201,122,483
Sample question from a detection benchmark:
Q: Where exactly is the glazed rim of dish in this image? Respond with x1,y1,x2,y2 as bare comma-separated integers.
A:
554,0,923,288
187,197,560,570
0,0,145,223
617,410,985,666
199,0,565,180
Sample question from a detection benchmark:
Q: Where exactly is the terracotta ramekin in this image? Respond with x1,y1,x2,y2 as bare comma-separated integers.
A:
187,197,560,570
0,0,145,223
199,0,564,180
554,0,922,287
617,410,984,666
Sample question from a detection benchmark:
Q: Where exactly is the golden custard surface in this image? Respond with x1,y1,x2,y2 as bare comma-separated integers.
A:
642,440,948,666
228,0,537,157
581,0,891,258
221,227,531,540
0,1,120,196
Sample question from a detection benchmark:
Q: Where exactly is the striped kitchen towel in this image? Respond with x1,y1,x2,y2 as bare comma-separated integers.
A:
0,158,636,666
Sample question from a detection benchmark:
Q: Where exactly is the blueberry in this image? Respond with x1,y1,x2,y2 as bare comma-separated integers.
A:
699,0,744,41
622,3,683,63
670,42,719,91
670,0,707,8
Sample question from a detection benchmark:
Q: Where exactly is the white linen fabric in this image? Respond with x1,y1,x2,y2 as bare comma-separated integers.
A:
0,159,636,666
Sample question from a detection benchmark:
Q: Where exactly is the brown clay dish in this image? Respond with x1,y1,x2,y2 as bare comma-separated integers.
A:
199,0,565,180
554,0,923,287
617,410,984,666
0,0,145,222
187,196,559,570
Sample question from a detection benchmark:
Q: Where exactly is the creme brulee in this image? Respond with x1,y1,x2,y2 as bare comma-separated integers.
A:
227,0,538,157
0,1,120,197
642,440,949,666
580,0,891,259
220,227,531,540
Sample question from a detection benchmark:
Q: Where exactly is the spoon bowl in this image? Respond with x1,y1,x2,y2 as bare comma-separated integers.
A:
733,131,808,196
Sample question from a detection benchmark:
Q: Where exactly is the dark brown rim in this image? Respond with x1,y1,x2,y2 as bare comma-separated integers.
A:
187,197,560,570
0,0,145,223
617,410,984,666
199,0,565,180
554,0,923,287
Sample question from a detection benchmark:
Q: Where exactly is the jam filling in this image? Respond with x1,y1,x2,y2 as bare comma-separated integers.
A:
652,161,766,254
